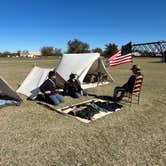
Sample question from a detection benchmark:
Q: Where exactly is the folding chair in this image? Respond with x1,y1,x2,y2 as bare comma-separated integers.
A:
128,75,144,106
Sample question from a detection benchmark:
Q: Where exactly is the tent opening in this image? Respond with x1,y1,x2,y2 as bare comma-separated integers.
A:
81,58,112,89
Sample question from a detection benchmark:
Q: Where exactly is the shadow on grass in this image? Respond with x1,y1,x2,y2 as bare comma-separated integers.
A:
88,93,121,102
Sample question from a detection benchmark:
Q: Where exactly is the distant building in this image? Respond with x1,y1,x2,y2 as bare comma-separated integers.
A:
28,51,42,57
19,50,42,58
132,52,141,56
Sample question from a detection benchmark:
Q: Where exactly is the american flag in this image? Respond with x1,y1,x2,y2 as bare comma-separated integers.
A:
108,42,133,67
108,50,132,67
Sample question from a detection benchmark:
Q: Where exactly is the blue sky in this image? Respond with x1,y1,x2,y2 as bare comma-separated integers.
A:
0,0,165,52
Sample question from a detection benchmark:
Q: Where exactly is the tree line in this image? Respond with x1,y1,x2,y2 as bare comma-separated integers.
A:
0,39,118,57
0,51,19,57
40,39,118,57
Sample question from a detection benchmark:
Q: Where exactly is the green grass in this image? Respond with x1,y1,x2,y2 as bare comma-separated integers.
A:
0,57,166,165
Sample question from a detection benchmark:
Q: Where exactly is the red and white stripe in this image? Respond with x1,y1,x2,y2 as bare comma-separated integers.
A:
108,50,132,67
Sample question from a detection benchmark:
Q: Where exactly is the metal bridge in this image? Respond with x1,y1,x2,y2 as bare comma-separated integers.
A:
132,41,166,62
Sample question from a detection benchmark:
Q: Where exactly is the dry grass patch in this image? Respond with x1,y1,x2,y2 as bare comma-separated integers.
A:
0,57,165,165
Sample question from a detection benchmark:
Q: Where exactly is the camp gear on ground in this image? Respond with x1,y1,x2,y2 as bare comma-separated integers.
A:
68,101,122,120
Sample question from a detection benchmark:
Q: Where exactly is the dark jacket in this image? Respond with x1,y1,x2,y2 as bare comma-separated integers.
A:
39,79,56,96
122,72,142,92
64,79,82,95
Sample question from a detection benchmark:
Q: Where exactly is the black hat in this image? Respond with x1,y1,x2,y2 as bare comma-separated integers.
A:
130,65,141,71
48,71,56,78
69,73,76,79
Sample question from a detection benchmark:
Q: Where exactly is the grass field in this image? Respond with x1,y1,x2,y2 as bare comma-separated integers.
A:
0,57,166,166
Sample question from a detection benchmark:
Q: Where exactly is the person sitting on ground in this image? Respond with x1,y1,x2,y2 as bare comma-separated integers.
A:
39,71,64,105
113,65,142,100
64,73,88,98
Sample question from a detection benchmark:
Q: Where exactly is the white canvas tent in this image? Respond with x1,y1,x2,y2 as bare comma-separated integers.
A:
17,53,113,99
0,77,21,101
17,67,52,98
55,53,114,88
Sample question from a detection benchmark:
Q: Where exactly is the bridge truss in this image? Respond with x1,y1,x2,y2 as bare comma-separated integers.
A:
132,41,166,62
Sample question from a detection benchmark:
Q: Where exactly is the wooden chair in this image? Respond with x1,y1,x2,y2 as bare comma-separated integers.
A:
128,74,144,106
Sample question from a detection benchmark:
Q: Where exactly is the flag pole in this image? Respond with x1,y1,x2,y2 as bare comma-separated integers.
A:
131,42,134,65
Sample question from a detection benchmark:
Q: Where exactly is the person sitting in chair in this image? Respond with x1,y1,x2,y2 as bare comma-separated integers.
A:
113,65,142,100
39,71,64,105
64,73,88,98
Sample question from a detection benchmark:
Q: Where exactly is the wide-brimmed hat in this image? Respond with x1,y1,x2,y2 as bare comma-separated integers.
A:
130,65,141,71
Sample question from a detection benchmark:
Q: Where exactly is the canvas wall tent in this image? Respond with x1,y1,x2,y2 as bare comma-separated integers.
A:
17,66,52,99
17,53,114,99
0,77,21,107
55,53,114,88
